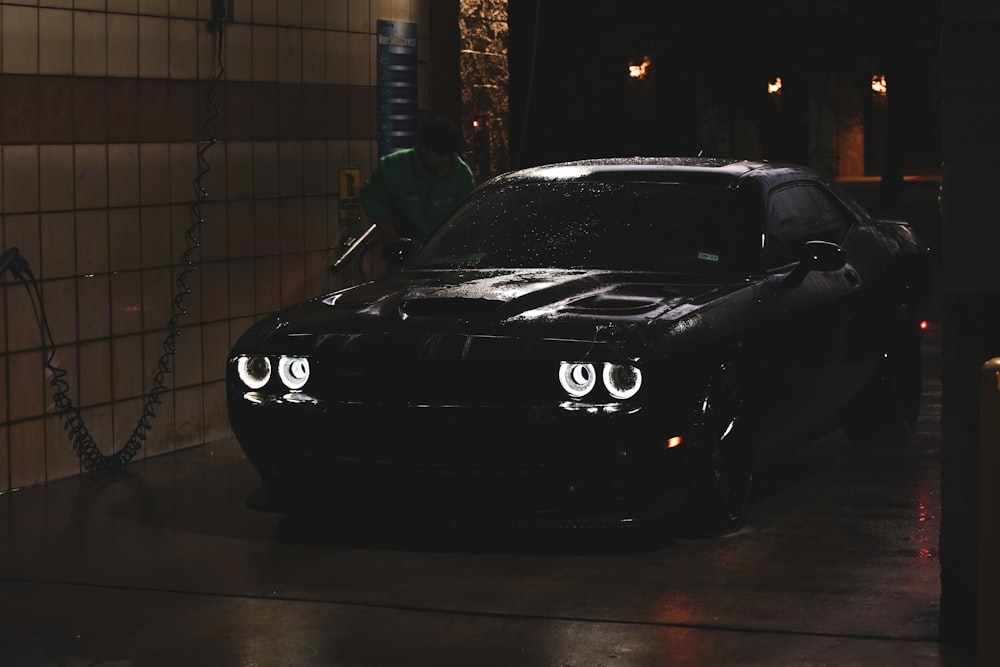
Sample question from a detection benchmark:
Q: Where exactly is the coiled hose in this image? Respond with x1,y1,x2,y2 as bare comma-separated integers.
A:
11,26,226,474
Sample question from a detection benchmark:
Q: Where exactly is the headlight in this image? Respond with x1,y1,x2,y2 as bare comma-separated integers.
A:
558,361,643,400
278,355,310,390
237,356,271,389
559,361,596,397
603,363,642,399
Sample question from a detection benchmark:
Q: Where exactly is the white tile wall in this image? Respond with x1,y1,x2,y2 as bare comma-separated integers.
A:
38,8,73,75
138,15,170,78
74,9,107,76
39,145,75,212
251,24,277,81
251,0,277,26
1,0,435,492
2,5,39,74
75,145,110,210
40,211,75,278
168,18,199,79
107,144,140,207
277,24,302,82
107,12,139,77
2,146,40,214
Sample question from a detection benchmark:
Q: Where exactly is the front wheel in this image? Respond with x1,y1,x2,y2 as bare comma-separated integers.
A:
682,359,756,537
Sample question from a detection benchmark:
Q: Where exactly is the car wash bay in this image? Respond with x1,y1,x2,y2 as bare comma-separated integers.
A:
0,325,973,667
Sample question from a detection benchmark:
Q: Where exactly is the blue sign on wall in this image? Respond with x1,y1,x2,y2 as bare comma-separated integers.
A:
376,20,418,157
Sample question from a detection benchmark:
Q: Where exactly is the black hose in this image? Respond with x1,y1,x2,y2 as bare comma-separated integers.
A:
6,26,227,474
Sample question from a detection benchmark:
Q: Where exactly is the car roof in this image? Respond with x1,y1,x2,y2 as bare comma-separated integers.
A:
490,157,820,189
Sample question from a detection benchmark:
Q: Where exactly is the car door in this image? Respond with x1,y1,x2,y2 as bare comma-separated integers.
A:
751,180,866,446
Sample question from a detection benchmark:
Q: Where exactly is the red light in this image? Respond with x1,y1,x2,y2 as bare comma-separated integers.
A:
919,320,929,331
665,436,682,449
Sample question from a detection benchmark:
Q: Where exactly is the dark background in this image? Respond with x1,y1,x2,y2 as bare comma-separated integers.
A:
507,0,942,183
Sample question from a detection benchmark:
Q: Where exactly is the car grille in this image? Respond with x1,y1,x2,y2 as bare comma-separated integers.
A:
308,332,593,406
314,357,559,405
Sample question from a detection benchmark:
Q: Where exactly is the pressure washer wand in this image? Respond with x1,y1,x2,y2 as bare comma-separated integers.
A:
329,223,377,274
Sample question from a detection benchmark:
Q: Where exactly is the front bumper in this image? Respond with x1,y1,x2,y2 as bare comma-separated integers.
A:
229,394,692,527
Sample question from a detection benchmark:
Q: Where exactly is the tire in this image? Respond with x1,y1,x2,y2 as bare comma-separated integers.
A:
842,304,922,447
683,359,756,537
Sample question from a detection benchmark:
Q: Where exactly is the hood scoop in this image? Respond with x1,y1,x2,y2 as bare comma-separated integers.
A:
399,297,503,320
566,285,684,313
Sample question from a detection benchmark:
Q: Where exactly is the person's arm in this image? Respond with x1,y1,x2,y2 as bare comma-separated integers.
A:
360,165,402,242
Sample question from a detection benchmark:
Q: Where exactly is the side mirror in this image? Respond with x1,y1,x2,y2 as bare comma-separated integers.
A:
382,237,415,271
782,240,846,288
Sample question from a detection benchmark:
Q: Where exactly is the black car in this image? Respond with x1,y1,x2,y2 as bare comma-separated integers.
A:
227,157,929,535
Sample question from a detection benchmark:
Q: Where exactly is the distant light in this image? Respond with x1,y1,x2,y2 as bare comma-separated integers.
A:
628,56,651,80
920,320,930,331
768,77,782,95
872,74,887,94
666,435,683,449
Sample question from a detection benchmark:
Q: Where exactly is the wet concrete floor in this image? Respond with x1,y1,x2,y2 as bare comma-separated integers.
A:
0,326,976,666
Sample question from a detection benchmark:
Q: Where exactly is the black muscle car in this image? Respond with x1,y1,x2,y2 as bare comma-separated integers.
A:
227,157,929,535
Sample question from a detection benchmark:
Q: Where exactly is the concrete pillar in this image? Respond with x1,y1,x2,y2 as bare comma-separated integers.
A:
939,0,1000,652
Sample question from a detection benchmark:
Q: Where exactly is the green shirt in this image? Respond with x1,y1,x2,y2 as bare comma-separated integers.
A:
360,148,477,243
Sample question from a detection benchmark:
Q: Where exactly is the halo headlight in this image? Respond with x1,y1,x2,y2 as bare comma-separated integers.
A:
559,361,597,398
237,356,271,389
603,363,642,399
278,355,311,390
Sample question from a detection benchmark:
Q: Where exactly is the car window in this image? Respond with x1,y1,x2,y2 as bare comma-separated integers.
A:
765,183,853,269
409,180,759,276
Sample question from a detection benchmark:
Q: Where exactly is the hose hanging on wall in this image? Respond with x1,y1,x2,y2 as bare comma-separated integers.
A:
2,23,227,474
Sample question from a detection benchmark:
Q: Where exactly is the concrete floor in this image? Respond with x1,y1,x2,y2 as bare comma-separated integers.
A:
0,326,977,667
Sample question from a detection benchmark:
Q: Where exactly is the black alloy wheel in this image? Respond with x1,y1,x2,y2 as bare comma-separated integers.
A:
685,359,756,536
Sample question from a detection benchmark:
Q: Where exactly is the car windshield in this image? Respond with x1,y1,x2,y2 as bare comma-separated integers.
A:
408,179,758,274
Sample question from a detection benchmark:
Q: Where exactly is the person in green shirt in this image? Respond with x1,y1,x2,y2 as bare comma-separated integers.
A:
361,117,477,247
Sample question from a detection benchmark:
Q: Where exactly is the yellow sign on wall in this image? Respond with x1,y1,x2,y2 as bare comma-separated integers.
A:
339,168,361,200
339,168,362,221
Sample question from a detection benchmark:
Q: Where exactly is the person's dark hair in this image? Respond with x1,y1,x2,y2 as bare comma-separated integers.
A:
418,117,463,155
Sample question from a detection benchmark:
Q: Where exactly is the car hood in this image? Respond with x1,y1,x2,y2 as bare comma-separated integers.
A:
242,269,736,351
